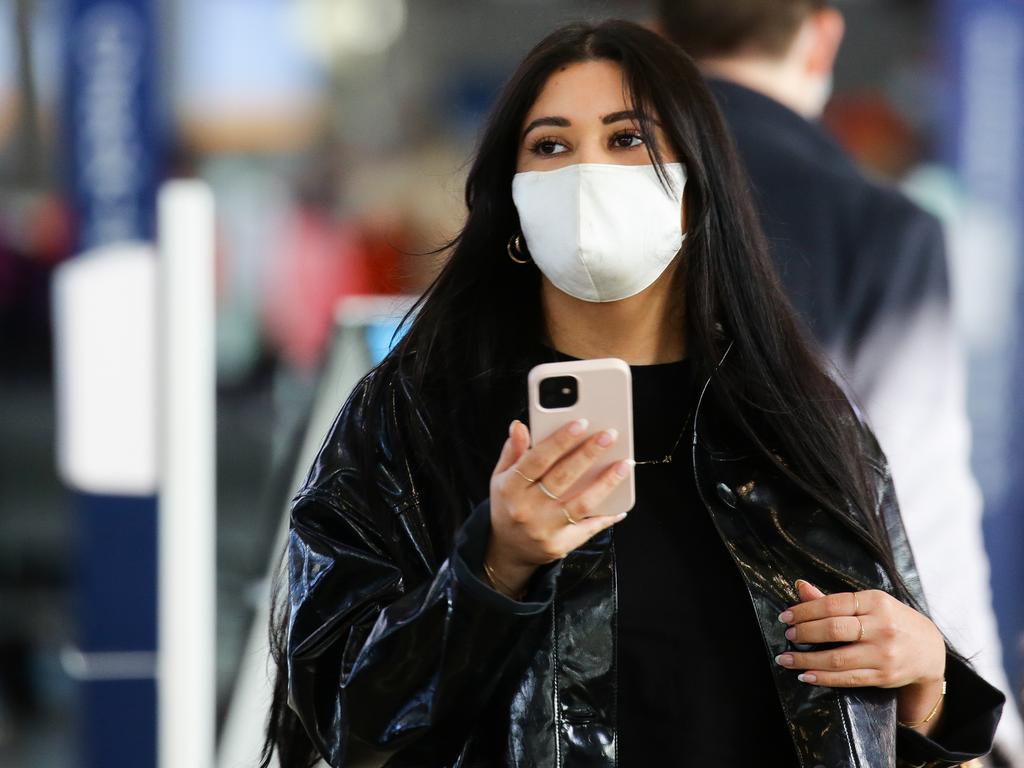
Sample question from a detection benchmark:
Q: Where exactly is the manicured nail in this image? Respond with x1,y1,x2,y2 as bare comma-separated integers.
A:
614,512,629,522
797,673,817,684
597,428,618,447
785,627,796,641
568,418,589,436
775,654,794,667
615,460,633,478
509,420,518,437
778,611,794,624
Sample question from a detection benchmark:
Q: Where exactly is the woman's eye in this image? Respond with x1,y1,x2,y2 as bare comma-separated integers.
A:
612,132,644,149
531,138,568,156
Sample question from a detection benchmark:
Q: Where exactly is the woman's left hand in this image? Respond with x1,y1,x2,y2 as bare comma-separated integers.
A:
774,580,946,694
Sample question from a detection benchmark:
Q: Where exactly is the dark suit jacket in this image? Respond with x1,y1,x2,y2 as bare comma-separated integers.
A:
709,78,949,361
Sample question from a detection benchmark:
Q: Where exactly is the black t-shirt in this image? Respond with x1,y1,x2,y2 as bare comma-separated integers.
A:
614,357,799,765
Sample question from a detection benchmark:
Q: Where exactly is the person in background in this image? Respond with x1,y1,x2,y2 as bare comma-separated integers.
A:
657,1,1024,763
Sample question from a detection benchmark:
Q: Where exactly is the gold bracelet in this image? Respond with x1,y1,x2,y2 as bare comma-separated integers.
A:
483,560,523,600
898,679,946,728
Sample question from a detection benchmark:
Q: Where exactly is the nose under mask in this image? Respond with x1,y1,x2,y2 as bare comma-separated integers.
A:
511,162,687,303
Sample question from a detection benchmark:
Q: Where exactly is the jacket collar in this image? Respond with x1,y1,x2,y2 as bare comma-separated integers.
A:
690,341,755,458
707,78,859,177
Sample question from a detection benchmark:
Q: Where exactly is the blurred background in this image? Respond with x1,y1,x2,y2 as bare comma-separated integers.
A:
1,0,1022,766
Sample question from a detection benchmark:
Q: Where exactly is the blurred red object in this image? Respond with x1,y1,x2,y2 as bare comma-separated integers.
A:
261,206,404,370
822,91,919,180
30,195,74,265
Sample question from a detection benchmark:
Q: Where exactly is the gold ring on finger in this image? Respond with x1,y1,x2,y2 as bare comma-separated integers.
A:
537,480,560,501
856,616,865,643
562,507,578,525
514,468,537,485
853,592,861,615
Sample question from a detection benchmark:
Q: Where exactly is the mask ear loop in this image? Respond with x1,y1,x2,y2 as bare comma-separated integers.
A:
507,234,531,264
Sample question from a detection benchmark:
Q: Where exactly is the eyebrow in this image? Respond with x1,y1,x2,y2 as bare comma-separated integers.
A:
521,116,570,141
520,110,648,142
601,110,642,125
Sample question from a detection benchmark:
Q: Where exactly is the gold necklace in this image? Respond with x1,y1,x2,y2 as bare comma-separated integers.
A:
634,405,694,466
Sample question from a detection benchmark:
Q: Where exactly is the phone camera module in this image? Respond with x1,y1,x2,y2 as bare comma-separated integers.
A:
539,376,578,409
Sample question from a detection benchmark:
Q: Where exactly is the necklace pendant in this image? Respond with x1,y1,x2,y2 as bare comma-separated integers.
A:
633,403,692,466
636,454,674,466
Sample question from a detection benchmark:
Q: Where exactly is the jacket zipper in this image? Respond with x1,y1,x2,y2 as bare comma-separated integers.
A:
551,597,562,768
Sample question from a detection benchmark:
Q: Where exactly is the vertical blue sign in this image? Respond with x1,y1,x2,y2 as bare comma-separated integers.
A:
63,1,161,767
67,0,160,250
942,0,1024,697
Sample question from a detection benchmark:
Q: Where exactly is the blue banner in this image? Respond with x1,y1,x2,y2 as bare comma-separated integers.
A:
66,0,160,251
942,0,1024,697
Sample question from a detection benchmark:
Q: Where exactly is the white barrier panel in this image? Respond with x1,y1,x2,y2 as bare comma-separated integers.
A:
52,243,159,495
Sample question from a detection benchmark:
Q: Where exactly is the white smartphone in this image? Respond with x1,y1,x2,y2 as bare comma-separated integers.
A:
527,358,636,517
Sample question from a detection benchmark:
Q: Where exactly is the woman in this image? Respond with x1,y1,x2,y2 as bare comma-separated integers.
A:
262,20,1002,768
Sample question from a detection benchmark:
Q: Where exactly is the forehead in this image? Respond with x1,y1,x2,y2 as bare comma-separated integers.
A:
524,59,633,123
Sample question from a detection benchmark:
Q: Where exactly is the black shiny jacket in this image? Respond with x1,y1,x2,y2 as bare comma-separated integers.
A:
285,355,1003,768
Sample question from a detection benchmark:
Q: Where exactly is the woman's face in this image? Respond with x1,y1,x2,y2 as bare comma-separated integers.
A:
516,59,679,173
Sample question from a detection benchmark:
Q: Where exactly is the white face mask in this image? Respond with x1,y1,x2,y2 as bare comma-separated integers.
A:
512,162,687,303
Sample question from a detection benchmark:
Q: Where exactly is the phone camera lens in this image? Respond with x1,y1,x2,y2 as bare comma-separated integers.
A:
539,376,578,409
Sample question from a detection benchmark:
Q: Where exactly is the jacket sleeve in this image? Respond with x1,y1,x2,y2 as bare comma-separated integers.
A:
285,376,559,766
864,433,1005,768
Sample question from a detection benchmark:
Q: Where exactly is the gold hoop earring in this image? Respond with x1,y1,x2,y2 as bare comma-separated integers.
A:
507,234,531,264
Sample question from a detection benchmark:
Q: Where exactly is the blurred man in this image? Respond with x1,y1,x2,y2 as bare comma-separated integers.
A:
658,1,1023,763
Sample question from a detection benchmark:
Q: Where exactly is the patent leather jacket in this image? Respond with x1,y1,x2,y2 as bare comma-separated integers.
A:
285,355,1003,768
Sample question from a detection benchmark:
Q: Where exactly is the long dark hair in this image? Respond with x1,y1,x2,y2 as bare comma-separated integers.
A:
261,19,926,767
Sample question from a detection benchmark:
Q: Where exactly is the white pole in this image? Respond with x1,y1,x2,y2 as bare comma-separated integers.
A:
158,180,217,768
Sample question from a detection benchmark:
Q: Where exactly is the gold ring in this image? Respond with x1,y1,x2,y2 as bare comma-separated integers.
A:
562,507,578,525
514,468,537,484
537,481,560,501
856,617,865,643
852,592,861,615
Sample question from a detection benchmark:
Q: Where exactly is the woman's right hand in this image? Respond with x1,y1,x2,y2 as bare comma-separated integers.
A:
484,418,632,598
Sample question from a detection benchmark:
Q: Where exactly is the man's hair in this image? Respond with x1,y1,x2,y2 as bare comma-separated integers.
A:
658,0,829,59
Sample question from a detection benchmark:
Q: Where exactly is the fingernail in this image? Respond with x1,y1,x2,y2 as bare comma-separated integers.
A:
797,673,817,684
568,418,589,436
778,611,794,624
615,460,631,478
785,627,796,641
775,654,794,667
509,420,517,437
597,428,618,447
614,512,629,522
